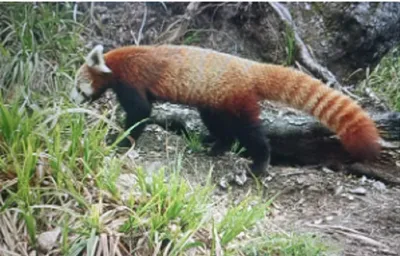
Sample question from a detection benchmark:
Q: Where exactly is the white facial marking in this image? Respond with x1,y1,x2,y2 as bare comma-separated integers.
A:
70,87,85,104
80,82,94,96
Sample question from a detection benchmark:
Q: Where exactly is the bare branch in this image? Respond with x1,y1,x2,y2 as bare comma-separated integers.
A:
269,2,341,88
156,2,201,44
133,3,148,45
73,3,78,22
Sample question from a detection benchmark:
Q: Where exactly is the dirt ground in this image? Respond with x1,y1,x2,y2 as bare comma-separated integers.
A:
81,3,400,255
130,126,400,256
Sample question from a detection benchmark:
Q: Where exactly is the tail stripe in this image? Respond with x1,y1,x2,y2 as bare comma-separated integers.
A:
318,93,342,124
292,76,318,109
336,107,363,135
256,64,380,160
300,82,322,112
326,97,352,129
309,89,332,116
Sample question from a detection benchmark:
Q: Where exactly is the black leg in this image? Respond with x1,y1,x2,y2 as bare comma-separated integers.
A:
199,107,270,176
118,110,151,147
198,107,235,155
235,122,271,176
113,83,153,147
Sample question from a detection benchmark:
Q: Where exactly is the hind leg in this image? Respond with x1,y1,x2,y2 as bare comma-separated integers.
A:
199,105,270,176
198,107,235,156
234,121,271,176
225,96,271,176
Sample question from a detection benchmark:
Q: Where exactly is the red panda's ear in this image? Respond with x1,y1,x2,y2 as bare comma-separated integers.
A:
86,45,112,74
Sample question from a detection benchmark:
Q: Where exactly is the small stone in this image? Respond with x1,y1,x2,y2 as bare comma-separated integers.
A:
325,216,334,221
144,161,164,174
296,177,305,184
219,173,234,189
38,227,61,252
322,167,334,174
234,170,247,186
117,173,138,190
334,185,343,196
264,176,273,182
348,195,355,201
313,219,323,225
349,187,367,195
308,185,320,192
372,181,386,191
359,176,368,184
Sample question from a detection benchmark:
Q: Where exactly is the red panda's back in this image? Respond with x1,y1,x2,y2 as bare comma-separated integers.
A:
151,45,259,107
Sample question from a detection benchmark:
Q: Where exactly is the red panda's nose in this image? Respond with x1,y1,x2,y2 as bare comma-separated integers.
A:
70,87,89,104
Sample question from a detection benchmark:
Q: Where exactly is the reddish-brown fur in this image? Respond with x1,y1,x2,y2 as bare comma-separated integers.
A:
81,45,381,161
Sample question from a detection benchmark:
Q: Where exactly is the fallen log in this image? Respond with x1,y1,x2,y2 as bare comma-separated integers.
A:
149,103,400,185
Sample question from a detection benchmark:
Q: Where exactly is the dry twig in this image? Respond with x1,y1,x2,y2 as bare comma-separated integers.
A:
269,2,341,89
156,2,201,44
306,224,396,254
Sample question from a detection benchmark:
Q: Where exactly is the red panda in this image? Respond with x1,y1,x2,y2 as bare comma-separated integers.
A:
71,44,381,175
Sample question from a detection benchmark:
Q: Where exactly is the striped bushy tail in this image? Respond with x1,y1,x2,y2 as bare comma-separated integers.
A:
255,64,381,161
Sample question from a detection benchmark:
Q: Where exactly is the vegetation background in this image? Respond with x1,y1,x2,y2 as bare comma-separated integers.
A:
0,3,399,256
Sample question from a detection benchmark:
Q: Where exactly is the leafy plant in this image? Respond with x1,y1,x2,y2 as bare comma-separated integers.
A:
183,131,205,153
362,46,400,111
242,232,332,256
284,24,296,66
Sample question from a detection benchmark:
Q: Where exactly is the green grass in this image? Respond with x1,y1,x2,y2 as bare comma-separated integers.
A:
362,46,400,111
0,2,84,92
183,131,205,153
0,91,271,254
284,24,296,66
183,31,201,45
230,140,246,155
0,3,332,255
242,232,332,256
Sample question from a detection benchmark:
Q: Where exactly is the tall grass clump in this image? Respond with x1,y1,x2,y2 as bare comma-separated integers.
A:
242,232,333,256
363,46,400,111
0,2,84,94
0,3,331,255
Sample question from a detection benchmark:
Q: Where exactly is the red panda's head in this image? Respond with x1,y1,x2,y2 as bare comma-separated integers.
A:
70,45,113,104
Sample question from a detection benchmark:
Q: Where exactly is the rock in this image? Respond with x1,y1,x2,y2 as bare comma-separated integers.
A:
372,181,386,191
38,227,61,252
218,173,233,190
287,2,400,83
325,216,334,221
349,187,367,195
313,219,323,225
334,185,344,196
322,167,334,174
116,173,138,191
234,169,248,186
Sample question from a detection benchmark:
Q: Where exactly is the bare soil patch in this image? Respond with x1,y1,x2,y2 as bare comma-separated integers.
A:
82,3,400,254
133,127,400,256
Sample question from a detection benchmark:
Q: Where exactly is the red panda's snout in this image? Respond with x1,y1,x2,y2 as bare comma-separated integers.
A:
70,45,112,104
70,65,94,103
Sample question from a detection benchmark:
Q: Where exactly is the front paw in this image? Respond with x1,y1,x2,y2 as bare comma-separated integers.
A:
249,159,270,177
